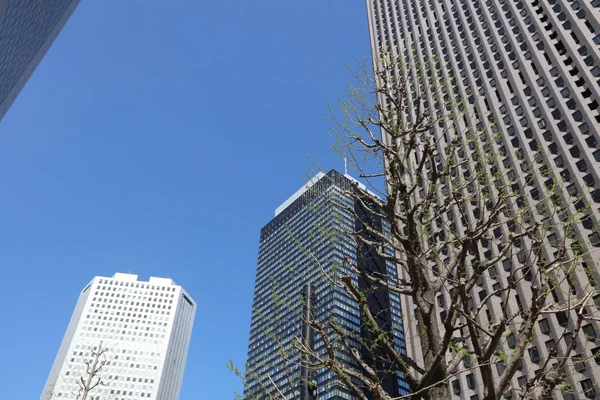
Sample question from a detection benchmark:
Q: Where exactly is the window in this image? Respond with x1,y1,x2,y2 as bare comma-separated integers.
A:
507,333,516,348
496,361,506,376
590,232,600,247
545,339,557,356
556,311,569,327
574,354,586,373
466,373,476,389
437,295,445,307
517,375,527,388
539,318,551,334
529,346,540,363
562,392,576,400
452,379,461,395
583,324,598,341
592,346,600,365
581,379,596,399
594,294,600,308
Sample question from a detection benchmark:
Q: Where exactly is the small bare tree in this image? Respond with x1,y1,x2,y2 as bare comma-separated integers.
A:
239,53,600,400
46,341,113,400
74,341,110,400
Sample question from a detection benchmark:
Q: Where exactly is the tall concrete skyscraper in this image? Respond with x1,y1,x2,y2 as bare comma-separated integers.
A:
245,170,409,399
366,0,600,399
0,0,81,120
40,273,196,400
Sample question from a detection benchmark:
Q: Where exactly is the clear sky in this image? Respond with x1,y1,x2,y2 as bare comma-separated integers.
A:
0,1,371,399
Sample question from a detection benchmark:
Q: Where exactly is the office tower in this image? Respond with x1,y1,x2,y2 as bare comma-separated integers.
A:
365,0,600,398
40,273,196,400
0,0,81,120
245,170,409,399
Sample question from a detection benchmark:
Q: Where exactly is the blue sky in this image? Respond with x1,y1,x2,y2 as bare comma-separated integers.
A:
0,1,370,399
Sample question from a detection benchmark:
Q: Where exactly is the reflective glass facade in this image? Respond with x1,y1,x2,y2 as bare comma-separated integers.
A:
245,170,409,399
0,0,80,120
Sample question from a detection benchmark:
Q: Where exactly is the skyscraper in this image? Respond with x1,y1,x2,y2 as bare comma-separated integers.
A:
245,170,409,399
365,0,600,398
40,273,196,400
0,0,81,120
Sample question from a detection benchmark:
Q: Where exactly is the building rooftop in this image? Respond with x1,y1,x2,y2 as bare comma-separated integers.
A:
274,172,326,216
274,170,380,217
109,272,177,286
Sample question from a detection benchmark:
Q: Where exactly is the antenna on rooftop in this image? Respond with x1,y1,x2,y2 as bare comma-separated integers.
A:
344,156,348,175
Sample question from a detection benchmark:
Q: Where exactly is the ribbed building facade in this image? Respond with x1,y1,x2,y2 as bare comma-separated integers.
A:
0,0,81,120
245,170,409,399
40,273,196,400
366,0,600,399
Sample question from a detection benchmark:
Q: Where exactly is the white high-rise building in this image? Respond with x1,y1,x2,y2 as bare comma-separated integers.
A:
40,273,196,400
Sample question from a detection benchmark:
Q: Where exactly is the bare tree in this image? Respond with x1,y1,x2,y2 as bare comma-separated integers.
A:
239,53,600,400
46,341,113,400
75,341,110,400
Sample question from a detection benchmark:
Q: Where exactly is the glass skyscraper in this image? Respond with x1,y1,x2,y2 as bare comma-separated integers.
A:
245,170,409,399
0,0,81,120
365,0,600,398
